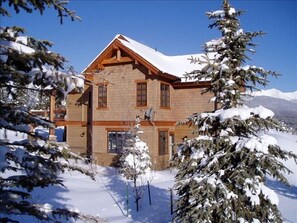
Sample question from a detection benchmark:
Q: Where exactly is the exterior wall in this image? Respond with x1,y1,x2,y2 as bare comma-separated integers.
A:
66,125,87,154
173,88,214,121
91,64,179,123
66,62,214,169
66,90,89,154
92,64,146,121
91,124,173,170
66,93,84,121
173,88,214,143
87,63,179,169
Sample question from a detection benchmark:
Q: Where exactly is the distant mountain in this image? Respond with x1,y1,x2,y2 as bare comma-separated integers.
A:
251,88,297,102
245,89,297,131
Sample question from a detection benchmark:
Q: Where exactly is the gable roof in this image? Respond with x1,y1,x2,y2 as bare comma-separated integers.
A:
83,34,205,82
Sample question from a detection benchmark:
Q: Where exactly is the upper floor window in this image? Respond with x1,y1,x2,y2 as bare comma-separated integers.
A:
98,84,107,108
160,83,170,107
136,82,147,107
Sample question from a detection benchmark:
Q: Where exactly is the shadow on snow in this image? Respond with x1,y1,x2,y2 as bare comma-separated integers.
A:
100,167,173,223
266,178,297,199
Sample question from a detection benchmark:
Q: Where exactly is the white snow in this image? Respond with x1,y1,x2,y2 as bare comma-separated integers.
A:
235,134,277,154
15,36,28,45
124,138,151,177
83,34,205,80
0,128,296,222
217,106,274,121
228,7,236,15
251,88,297,102
244,178,279,206
0,39,35,55
208,10,225,17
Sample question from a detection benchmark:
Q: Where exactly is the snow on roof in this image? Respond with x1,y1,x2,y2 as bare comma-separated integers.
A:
118,35,204,78
83,34,205,80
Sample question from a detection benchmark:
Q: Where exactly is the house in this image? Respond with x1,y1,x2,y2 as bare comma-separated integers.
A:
65,34,214,170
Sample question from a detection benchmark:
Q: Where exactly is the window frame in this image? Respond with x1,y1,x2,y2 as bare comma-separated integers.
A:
136,82,147,107
158,130,168,155
107,130,130,154
97,83,107,108
160,83,170,108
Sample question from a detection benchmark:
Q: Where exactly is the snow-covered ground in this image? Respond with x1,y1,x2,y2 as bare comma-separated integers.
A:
1,128,296,223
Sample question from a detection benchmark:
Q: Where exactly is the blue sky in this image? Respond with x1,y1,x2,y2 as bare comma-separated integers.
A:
2,0,297,92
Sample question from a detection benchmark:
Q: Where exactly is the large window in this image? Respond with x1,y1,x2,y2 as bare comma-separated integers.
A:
159,130,168,155
160,83,170,107
98,84,107,108
108,131,130,154
136,82,147,107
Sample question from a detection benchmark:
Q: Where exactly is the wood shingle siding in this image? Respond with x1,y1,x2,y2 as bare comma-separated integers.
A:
66,35,214,170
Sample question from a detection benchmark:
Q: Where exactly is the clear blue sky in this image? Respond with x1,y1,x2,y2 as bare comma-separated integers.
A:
2,0,297,92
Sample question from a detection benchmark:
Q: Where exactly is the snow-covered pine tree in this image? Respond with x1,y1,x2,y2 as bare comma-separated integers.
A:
174,0,297,222
0,1,101,222
120,116,152,211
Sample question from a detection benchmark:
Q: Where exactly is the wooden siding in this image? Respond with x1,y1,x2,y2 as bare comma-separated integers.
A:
66,59,214,169
67,94,83,121
66,125,87,154
173,88,214,121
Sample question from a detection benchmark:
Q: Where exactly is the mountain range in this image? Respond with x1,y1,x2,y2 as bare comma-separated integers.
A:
245,88,297,131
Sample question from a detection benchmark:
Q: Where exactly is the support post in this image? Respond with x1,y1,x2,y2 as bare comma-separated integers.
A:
147,181,152,205
48,90,57,142
126,182,129,217
170,188,173,215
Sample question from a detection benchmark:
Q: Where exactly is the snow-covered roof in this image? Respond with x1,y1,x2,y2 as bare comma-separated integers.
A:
83,34,205,80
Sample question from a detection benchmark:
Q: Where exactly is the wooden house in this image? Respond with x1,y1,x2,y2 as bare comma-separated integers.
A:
66,35,214,170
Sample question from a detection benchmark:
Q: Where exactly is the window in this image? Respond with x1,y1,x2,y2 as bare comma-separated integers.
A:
137,82,147,107
160,83,170,107
98,84,107,108
159,130,168,155
108,131,130,154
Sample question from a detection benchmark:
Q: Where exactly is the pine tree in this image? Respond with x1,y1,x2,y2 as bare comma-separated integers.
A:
174,0,297,222
120,116,152,212
0,1,101,222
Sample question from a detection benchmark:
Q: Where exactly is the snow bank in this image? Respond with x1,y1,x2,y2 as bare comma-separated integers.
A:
1,128,296,222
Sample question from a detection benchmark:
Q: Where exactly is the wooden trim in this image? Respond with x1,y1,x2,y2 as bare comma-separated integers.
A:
102,56,133,65
147,121,175,126
158,128,170,132
159,106,171,110
96,82,109,86
56,121,87,126
97,84,108,108
91,121,176,126
83,36,181,83
160,82,170,108
172,81,210,89
158,129,169,155
96,107,109,110
105,127,130,131
136,81,147,107
134,79,148,83
116,39,160,75
85,74,94,81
